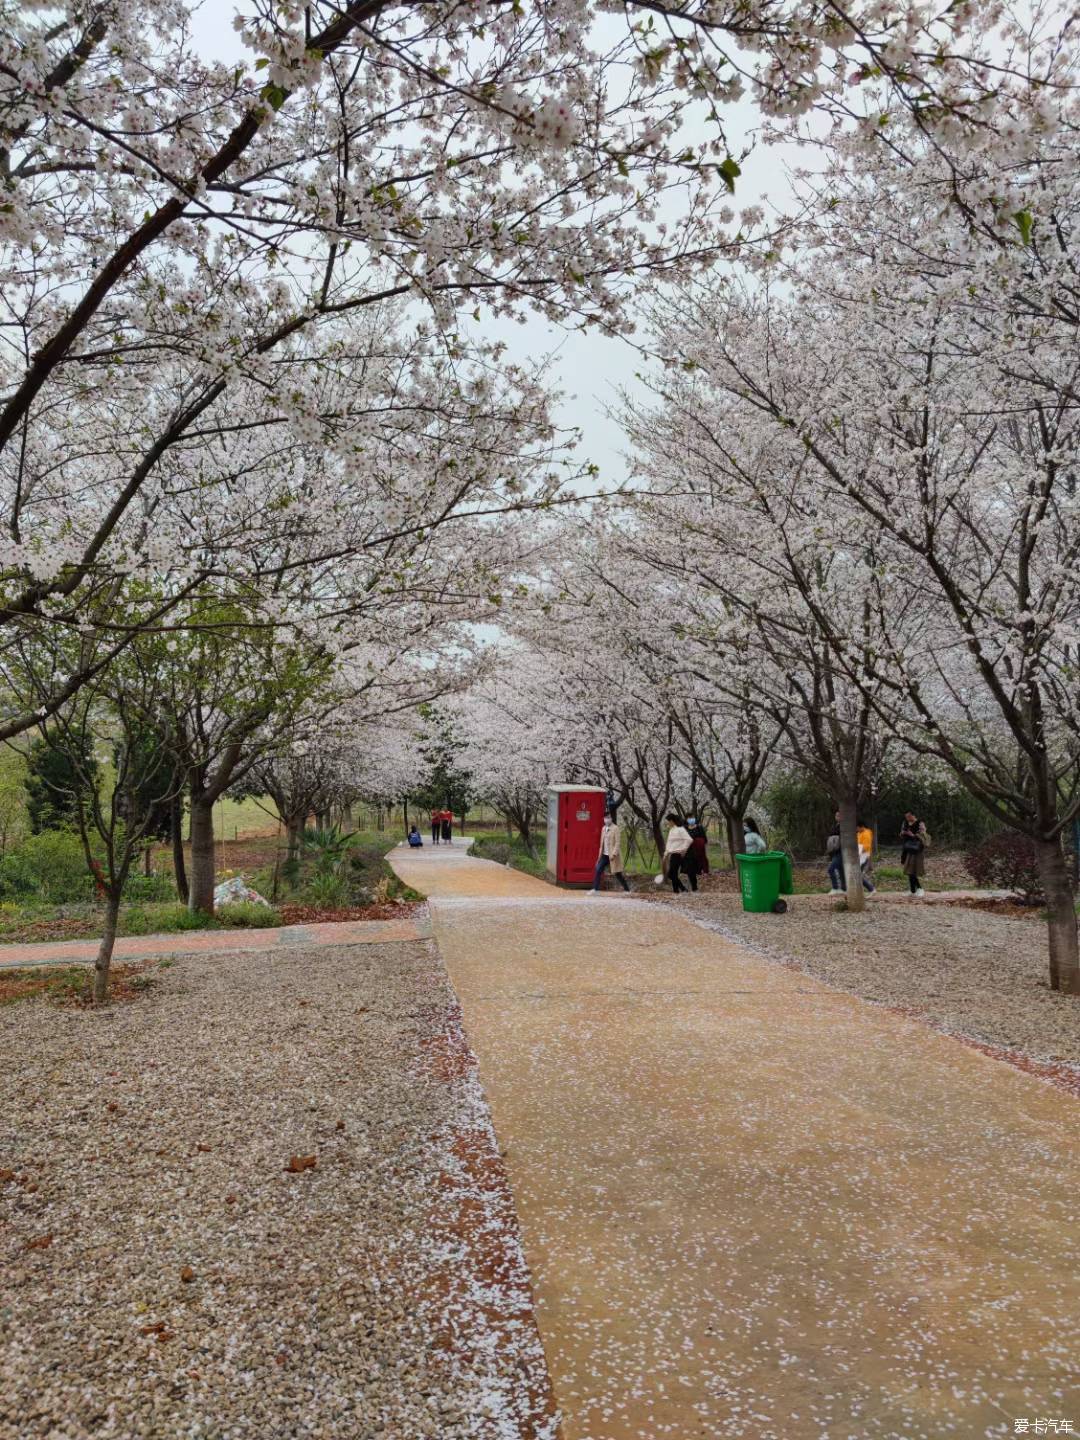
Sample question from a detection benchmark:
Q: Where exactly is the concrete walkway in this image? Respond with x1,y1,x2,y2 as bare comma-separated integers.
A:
0,913,430,968
390,842,1080,1440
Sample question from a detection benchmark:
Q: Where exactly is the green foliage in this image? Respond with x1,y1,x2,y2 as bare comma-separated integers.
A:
0,750,29,855
118,903,215,935
411,706,473,817
215,901,282,928
25,734,99,833
114,722,181,845
471,835,547,878
121,871,176,902
763,768,999,858
0,830,94,903
759,774,834,858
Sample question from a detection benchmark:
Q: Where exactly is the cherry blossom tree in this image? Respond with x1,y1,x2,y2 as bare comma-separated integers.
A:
0,0,1059,729
622,48,1080,981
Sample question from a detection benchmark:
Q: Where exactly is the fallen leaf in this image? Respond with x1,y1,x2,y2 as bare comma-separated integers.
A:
284,1154,317,1173
0,1169,15,1183
335,1120,346,1132
180,1265,195,1283
224,1193,237,1205
105,1102,119,1113
195,1143,211,1153
26,1234,53,1251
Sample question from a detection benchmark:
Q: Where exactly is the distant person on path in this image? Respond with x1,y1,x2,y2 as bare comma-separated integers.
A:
407,825,423,848
900,812,929,896
592,811,630,893
431,810,441,845
663,813,694,894
742,818,767,854
440,810,453,845
689,818,710,880
826,812,844,892
857,822,877,894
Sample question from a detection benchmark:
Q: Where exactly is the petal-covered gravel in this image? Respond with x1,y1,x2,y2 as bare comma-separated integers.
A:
667,895,1080,1072
0,943,558,1440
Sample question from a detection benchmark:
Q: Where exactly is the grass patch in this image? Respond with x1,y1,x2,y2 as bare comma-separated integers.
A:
470,835,548,878
0,901,284,946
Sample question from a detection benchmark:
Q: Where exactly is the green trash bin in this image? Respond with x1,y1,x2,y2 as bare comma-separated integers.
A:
777,851,794,896
736,852,787,913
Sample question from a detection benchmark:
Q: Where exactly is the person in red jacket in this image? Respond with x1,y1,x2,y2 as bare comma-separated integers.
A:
430,810,442,845
688,818,710,880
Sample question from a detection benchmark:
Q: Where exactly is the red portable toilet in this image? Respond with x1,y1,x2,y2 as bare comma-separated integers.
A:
546,785,606,887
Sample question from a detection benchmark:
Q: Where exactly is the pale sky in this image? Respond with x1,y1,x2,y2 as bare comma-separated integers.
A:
188,4,799,492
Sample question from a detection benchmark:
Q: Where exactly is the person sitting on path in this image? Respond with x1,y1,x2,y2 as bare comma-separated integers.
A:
663,813,694,894
900,811,929,896
742,817,768,854
430,810,441,845
826,812,844,892
856,822,877,894
591,811,630,893
407,825,423,848
440,810,453,845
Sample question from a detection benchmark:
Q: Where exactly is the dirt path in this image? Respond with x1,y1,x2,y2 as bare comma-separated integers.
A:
390,841,1080,1440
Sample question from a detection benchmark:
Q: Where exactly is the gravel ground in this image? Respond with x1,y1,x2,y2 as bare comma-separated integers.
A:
663,894,1080,1070
0,942,557,1440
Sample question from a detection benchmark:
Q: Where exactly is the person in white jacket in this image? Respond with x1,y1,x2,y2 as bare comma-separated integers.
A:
663,813,694,894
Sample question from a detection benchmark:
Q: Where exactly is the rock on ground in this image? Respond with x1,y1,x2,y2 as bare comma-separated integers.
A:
670,895,1080,1071
0,943,557,1440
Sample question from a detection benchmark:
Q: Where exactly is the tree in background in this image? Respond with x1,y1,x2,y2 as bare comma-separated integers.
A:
412,708,474,832
25,732,100,835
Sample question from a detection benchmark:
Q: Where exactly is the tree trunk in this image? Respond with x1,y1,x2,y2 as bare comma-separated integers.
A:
726,814,743,867
171,794,189,905
286,817,304,865
515,814,535,858
837,796,865,913
651,818,665,867
1036,835,1079,994
93,891,122,1004
143,844,152,877
189,793,216,915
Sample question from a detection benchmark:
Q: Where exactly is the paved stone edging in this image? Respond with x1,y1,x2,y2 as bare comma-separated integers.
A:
0,914,432,969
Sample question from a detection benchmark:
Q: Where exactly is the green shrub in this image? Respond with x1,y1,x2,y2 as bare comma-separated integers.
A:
122,871,176,903
0,831,94,904
764,768,1000,859
119,904,213,936
215,902,281,928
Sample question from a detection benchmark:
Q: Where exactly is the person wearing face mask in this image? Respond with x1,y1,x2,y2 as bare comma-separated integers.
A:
590,810,630,893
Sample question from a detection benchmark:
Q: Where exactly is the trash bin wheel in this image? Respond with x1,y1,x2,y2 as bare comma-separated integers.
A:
772,899,788,914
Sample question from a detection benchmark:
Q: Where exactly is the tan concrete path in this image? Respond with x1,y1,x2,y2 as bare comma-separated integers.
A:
389,842,1080,1440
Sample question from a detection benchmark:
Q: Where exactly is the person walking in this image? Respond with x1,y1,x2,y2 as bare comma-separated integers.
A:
826,812,844,892
742,817,767,854
591,811,630,893
900,811,929,895
856,821,877,894
689,818,710,881
663,813,694,894
430,809,441,845
440,810,453,845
